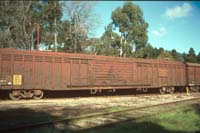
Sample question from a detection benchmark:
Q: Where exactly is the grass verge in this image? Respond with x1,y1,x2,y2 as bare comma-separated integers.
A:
79,102,200,133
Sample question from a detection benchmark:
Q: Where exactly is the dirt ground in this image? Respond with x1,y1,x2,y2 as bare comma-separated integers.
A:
0,93,200,131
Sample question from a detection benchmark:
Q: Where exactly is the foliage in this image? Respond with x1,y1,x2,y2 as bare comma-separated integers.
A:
0,1,34,49
111,2,148,57
185,48,197,63
64,1,99,53
85,37,101,55
157,51,174,60
95,24,121,56
170,49,184,62
197,52,200,63
133,43,155,58
36,1,63,51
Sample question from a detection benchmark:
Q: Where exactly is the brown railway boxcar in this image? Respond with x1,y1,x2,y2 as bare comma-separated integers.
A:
0,48,199,100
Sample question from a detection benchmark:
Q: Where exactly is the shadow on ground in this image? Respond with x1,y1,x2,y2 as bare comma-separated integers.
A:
192,103,200,115
0,104,199,133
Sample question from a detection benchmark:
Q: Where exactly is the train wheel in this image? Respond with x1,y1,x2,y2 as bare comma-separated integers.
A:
9,91,22,100
33,90,43,100
90,89,97,95
142,88,148,92
159,87,166,94
189,86,200,92
168,87,175,94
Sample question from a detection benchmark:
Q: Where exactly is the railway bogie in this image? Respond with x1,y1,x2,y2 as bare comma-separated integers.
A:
8,90,44,100
159,87,175,94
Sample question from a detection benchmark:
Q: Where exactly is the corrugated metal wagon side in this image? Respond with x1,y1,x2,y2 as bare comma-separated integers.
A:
0,48,195,100
186,63,200,92
0,48,45,99
0,48,96,99
154,60,186,94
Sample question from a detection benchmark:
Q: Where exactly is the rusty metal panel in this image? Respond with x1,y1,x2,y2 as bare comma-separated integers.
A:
175,65,179,85
135,63,152,85
23,55,33,89
34,56,44,89
62,57,70,88
159,68,168,77
1,54,11,78
54,57,62,89
168,64,172,86
13,54,23,74
169,64,177,86
152,64,158,86
158,64,167,86
196,67,200,84
142,64,148,82
93,59,135,86
71,59,80,86
177,65,181,85
113,61,133,85
177,65,180,85
87,60,94,86
171,65,175,86
94,60,113,85
169,64,186,86
43,56,53,90
147,64,153,84
186,63,200,85
181,65,186,85
188,66,194,84
137,63,142,82
80,61,88,86
69,58,89,87
132,63,137,82
197,67,200,85
0,54,1,78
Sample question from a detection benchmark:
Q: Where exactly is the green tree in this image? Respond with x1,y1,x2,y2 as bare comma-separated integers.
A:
85,37,101,55
133,43,154,58
152,47,160,58
93,24,121,56
141,44,154,58
197,52,200,63
157,51,174,60
182,52,187,62
170,49,184,61
33,1,63,51
171,49,177,59
57,20,71,52
186,48,197,63
0,1,34,49
150,47,164,59
111,2,148,57
0,0,63,51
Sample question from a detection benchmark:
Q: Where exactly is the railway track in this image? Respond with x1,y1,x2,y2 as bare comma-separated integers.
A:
0,93,167,107
0,92,195,105
1,96,200,132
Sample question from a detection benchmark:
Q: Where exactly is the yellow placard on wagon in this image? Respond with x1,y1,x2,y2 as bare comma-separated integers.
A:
13,75,22,85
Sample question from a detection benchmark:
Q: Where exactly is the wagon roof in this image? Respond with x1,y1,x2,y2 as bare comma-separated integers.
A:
185,62,200,67
0,48,184,65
